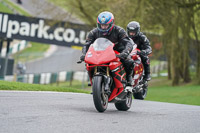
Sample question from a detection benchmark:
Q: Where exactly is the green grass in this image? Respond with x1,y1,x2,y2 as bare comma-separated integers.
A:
146,77,200,106
0,1,13,13
12,42,50,62
3,0,30,16
51,80,90,90
0,80,90,94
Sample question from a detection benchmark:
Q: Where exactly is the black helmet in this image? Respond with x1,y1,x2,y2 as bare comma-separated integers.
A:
126,21,140,38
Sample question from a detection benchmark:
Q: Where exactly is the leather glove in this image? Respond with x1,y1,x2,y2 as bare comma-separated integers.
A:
119,51,129,59
137,50,147,56
80,55,85,61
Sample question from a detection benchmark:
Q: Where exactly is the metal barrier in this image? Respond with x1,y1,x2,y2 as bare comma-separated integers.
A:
16,71,74,84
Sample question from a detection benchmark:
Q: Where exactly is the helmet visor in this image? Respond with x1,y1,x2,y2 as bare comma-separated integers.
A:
97,22,113,33
127,27,138,38
100,24,109,30
128,31,136,36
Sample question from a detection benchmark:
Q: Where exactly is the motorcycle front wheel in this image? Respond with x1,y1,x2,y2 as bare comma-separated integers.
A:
92,76,108,112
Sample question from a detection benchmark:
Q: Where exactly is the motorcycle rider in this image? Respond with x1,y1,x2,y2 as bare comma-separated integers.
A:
80,11,134,85
126,21,152,81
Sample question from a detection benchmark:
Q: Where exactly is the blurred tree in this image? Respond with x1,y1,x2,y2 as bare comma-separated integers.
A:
176,0,200,83
63,0,147,28
187,1,200,83
143,0,182,85
143,0,200,85
63,0,110,27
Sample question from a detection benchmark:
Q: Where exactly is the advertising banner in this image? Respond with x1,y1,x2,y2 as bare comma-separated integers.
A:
0,12,91,47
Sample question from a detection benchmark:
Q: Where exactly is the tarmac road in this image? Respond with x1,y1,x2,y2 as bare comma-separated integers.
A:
0,91,200,133
25,46,85,73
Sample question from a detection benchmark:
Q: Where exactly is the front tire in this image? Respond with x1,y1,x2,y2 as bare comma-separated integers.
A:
115,92,132,111
92,76,108,112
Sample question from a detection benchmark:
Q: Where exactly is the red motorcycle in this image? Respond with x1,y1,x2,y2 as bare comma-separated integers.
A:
78,38,148,112
130,44,148,100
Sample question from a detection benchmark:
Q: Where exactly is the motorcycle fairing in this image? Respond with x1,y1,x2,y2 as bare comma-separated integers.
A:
85,38,116,65
108,87,124,102
85,46,116,65
108,62,127,102
109,62,126,88
130,47,144,87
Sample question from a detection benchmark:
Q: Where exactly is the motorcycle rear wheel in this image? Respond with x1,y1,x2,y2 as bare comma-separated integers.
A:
92,76,108,112
133,86,148,100
115,92,132,111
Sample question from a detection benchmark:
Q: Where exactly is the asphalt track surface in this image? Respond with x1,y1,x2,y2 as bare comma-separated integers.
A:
0,91,200,133
25,47,85,73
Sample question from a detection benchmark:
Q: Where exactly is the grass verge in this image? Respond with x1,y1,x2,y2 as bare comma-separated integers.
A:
0,80,90,94
12,42,50,62
0,1,13,13
147,77,200,106
3,0,30,16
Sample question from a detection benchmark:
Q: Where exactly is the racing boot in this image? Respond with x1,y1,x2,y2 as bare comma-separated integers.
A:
143,64,151,81
126,70,134,86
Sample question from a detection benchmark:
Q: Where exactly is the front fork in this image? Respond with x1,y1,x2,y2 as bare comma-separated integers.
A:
94,66,112,95
103,75,111,95
104,67,112,95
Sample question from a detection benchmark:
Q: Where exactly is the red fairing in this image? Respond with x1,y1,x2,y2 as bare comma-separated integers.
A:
108,87,124,101
132,63,143,87
130,47,144,87
85,45,116,65
109,61,121,70
109,62,125,88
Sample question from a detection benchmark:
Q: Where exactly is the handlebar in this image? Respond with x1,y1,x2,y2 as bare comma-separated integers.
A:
136,51,142,55
115,54,121,58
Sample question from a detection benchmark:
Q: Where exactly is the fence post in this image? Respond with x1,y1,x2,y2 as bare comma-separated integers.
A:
66,71,74,86
0,38,3,56
2,39,12,80
81,70,86,89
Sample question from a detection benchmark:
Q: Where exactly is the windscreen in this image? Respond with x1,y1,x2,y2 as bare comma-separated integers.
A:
91,38,113,51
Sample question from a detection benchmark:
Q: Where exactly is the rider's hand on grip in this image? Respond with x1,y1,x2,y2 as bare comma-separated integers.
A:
77,60,82,64
137,50,146,56
118,51,129,59
137,51,142,55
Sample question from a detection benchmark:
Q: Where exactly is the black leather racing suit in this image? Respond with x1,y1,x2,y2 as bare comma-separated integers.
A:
131,32,152,79
81,25,134,80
